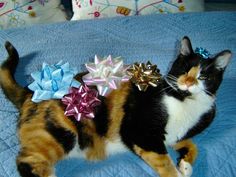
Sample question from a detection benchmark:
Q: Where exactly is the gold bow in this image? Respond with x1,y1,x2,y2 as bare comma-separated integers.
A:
127,61,162,91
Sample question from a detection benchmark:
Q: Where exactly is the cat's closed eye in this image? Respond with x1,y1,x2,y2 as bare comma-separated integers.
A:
198,75,207,80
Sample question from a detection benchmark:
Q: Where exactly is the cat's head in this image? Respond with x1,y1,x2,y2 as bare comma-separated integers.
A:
166,36,232,96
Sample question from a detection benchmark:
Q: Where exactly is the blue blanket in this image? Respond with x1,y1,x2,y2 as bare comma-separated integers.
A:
0,12,236,177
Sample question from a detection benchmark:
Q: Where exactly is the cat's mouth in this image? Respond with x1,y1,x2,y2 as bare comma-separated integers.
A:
178,83,202,94
165,75,203,95
172,65,204,94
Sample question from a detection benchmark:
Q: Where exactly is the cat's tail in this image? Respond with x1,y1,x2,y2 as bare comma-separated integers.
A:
0,41,28,109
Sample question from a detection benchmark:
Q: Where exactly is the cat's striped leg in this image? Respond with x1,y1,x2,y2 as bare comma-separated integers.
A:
133,145,181,177
17,155,57,177
173,139,198,164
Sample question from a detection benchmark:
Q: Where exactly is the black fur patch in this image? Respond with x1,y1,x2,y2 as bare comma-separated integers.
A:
17,162,40,177
121,84,168,154
177,147,189,164
76,122,93,150
2,41,19,75
45,108,76,153
93,96,109,136
199,59,225,95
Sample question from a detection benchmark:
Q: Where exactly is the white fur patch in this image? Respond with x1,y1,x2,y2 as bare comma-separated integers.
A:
105,137,128,156
163,91,214,146
67,136,127,160
178,159,193,177
48,174,57,177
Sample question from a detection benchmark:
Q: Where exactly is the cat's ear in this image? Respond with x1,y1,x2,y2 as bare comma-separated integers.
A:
180,36,194,56
214,50,232,70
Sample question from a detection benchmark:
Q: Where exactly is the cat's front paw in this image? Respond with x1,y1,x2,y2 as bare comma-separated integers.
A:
178,159,193,177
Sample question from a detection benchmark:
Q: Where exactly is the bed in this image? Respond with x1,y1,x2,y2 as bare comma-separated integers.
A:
0,11,236,177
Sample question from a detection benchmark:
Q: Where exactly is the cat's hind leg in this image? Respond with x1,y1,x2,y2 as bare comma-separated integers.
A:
173,139,198,164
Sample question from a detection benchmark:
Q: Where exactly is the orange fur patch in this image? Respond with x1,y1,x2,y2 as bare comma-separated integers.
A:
133,145,179,177
0,69,13,87
173,139,198,164
178,66,200,87
81,119,106,160
106,82,131,140
86,135,106,160
0,69,29,109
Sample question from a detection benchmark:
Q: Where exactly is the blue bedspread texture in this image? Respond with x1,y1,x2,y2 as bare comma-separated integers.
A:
0,12,235,177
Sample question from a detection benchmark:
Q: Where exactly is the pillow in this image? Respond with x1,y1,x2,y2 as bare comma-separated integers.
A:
0,0,67,30
71,0,204,21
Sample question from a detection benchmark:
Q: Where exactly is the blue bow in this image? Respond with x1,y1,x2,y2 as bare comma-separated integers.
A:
28,61,80,103
195,47,210,59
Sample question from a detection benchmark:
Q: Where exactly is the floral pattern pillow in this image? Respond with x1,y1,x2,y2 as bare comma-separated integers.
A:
71,0,204,21
0,0,67,30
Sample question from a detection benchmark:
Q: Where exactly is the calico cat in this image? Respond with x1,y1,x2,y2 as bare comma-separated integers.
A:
0,37,231,177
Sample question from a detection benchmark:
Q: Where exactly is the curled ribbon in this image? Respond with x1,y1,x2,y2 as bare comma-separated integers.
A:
28,61,80,103
127,61,162,91
82,55,130,96
62,85,101,121
195,47,210,59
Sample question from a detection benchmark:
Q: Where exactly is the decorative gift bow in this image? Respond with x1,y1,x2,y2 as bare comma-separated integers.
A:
82,55,130,96
195,47,211,59
127,61,162,91
62,85,101,121
28,57,162,121
28,61,80,103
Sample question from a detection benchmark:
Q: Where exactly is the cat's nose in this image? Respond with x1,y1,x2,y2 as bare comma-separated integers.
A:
185,77,195,87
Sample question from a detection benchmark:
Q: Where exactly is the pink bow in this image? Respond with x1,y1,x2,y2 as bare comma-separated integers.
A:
62,85,101,121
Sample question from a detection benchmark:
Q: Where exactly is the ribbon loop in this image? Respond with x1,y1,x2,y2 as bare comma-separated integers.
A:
83,55,131,96
28,61,80,103
62,85,101,121
195,47,211,59
127,61,162,91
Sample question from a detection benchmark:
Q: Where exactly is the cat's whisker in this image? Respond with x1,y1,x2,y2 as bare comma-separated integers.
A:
203,89,214,97
166,74,177,79
167,78,178,83
195,85,215,97
166,74,178,81
166,77,179,87
167,78,179,87
160,86,172,93
164,77,178,91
